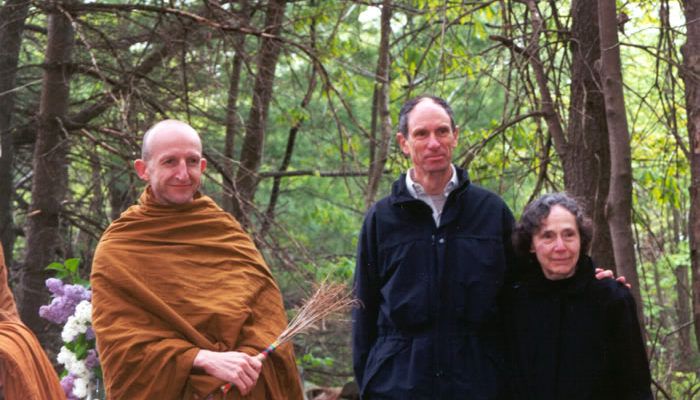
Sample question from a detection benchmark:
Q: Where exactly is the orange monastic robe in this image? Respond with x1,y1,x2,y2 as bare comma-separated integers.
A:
0,322,67,400
91,187,303,400
0,245,66,400
0,245,19,323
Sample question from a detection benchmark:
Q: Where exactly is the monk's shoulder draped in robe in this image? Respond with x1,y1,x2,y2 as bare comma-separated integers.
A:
91,188,302,400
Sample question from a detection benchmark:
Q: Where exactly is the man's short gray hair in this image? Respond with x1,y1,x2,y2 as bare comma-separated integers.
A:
397,95,457,137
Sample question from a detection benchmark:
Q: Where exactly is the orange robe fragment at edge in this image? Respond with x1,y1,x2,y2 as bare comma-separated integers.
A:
91,187,303,400
0,245,19,323
0,322,67,400
0,245,66,400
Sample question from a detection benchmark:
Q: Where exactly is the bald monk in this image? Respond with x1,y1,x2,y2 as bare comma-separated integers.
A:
0,244,66,400
91,120,303,400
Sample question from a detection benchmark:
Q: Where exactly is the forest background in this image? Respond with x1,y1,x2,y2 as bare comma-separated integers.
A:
1,0,699,397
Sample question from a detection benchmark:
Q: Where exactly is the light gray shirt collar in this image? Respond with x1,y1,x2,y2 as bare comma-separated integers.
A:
405,164,458,225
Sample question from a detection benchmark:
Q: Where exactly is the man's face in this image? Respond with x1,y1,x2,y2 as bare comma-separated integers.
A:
135,123,206,204
397,99,458,183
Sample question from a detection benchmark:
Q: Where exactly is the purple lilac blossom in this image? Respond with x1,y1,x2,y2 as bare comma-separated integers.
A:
60,373,81,400
39,282,93,324
85,349,100,369
85,325,96,341
39,296,72,324
46,278,65,296
63,284,91,302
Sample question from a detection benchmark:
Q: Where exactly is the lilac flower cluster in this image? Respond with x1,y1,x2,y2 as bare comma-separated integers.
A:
60,373,82,400
85,349,100,370
39,278,92,324
40,277,102,399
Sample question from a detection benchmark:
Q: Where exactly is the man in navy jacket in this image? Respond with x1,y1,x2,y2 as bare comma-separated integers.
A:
352,95,515,399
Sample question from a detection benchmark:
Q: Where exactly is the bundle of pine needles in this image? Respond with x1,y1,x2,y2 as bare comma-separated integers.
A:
221,280,358,394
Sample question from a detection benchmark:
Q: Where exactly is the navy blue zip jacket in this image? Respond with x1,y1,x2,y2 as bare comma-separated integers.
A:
352,166,515,399
501,255,652,399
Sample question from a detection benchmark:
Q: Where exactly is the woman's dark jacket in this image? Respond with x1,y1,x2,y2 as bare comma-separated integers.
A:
502,255,652,400
352,166,515,399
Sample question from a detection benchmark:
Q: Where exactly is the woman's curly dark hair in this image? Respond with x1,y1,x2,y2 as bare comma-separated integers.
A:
512,193,593,259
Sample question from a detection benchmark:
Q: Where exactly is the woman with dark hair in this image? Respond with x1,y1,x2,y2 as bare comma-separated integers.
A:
503,193,652,399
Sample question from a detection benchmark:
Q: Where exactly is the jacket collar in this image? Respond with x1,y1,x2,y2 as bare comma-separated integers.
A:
525,255,596,296
390,165,471,206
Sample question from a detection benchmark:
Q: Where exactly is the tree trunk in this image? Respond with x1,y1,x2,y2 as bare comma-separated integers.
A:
565,0,615,269
0,0,30,267
222,35,247,215
674,263,692,370
365,0,393,209
522,1,614,269
650,250,669,330
597,0,643,320
221,1,250,215
233,0,286,224
18,0,76,345
107,172,131,222
680,0,700,351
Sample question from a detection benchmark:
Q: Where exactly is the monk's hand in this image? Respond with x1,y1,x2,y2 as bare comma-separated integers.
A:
193,349,262,395
594,268,631,289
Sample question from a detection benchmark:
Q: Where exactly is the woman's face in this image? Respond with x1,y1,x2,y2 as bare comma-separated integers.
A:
530,205,581,280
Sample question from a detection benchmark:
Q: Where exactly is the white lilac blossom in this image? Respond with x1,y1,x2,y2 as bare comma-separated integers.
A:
72,377,89,398
68,355,89,378
58,346,87,377
57,346,74,366
57,345,96,398
61,300,92,342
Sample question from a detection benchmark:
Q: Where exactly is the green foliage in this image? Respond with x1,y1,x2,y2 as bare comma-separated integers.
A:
46,259,90,288
640,242,689,317
65,331,92,360
652,363,700,400
298,256,355,283
668,371,700,400
299,350,335,369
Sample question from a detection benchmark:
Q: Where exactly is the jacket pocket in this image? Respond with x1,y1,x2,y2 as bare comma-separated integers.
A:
360,336,409,393
378,242,431,329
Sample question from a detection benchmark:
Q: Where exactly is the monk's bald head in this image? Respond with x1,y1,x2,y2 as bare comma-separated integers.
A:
141,120,202,162
135,119,207,204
